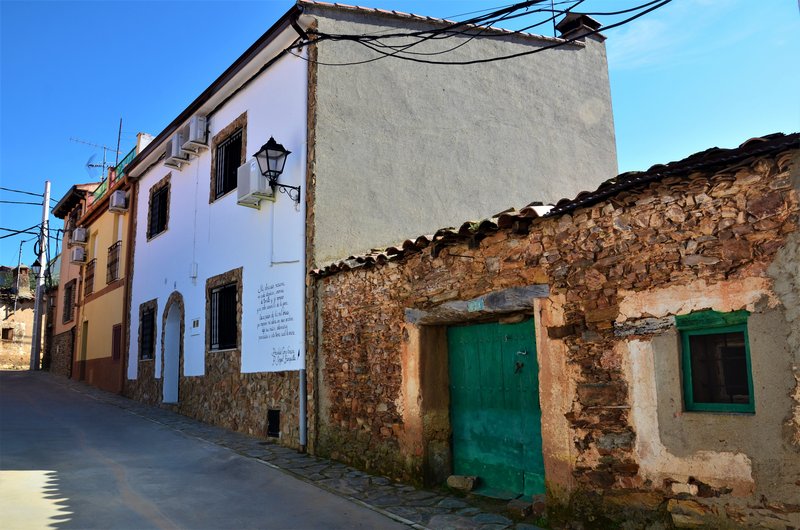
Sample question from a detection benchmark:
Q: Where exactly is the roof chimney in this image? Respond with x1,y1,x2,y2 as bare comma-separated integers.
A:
11,265,32,297
555,13,604,41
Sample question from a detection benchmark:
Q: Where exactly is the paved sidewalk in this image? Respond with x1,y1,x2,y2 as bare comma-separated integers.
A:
43,372,546,530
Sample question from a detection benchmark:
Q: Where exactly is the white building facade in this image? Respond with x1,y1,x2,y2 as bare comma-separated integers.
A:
122,1,618,447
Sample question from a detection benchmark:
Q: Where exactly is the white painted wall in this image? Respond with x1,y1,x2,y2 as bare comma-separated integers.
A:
308,7,618,264
127,51,307,381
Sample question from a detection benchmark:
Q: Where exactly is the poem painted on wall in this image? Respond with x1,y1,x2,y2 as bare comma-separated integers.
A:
256,282,296,340
256,281,300,367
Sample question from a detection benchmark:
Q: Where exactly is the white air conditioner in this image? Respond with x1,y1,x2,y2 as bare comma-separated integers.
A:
164,137,188,170
71,227,88,246
181,116,208,154
70,247,86,264
108,190,128,213
237,158,274,209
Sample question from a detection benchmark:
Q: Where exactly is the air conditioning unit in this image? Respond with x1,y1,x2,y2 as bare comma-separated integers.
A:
108,190,128,213
70,247,86,264
164,136,188,170
71,227,88,246
181,116,208,154
237,158,274,209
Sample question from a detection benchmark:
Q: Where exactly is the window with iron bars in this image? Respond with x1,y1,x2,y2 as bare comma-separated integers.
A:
107,241,121,283
148,184,169,239
62,279,76,324
210,283,237,350
214,129,242,199
84,259,96,295
140,307,155,360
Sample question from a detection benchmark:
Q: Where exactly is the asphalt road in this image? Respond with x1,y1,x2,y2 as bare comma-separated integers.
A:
0,371,406,530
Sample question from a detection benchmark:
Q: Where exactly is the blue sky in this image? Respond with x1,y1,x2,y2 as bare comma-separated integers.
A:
1,0,798,264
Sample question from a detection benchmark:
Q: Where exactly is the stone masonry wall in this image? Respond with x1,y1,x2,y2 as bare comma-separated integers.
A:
316,149,799,524
125,350,302,445
49,328,74,378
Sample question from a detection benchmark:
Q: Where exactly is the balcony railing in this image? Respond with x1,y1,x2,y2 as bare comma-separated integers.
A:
91,179,108,202
115,146,136,180
91,146,136,202
107,241,121,283
85,259,96,295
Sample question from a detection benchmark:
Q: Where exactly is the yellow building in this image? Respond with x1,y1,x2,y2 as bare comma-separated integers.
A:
68,134,150,392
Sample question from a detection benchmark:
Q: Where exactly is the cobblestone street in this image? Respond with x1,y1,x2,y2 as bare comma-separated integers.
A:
1,371,544,529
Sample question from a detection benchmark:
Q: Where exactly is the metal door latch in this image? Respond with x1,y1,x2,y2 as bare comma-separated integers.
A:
514,361,524,374
516,350,528,356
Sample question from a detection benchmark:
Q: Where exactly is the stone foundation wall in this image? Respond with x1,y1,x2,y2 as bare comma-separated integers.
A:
316,149,800,526
125,350,302,445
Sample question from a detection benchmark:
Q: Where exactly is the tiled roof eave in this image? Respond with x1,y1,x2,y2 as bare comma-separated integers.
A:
311,132,800,279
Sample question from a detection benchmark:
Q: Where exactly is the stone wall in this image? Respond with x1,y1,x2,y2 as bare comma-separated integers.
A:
125,349,302,444
0,299,35,370
49,328,74,377
315,148,800,526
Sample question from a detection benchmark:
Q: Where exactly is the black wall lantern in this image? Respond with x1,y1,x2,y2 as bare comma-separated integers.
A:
253,137,299,204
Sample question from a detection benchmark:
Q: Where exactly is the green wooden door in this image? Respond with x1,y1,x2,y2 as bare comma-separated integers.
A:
448,318,544,497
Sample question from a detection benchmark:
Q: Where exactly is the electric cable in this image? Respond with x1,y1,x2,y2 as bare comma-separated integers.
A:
0,224,41,240
288,0,671,67
0,200,43,206
0,186,43,198
294,0,672,66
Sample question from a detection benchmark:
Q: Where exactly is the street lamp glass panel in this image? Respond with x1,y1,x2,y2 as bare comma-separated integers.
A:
254,137,291,181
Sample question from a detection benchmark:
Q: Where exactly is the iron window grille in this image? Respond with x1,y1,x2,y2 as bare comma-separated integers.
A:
140,308,155,360
214,129,242,199
107,241,121,283
677,310,754,413
62,279,76,324
148,184,169,238
84,259,96,296
210,283,237,350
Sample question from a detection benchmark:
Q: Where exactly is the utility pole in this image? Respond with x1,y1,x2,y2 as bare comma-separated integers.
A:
14,239,23,314
30,180,50,371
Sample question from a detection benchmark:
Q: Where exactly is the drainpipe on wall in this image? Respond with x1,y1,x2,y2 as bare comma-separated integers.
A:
299,368,307,452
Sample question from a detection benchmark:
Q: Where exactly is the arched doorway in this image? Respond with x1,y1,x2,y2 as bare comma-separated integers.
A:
162,299,182,404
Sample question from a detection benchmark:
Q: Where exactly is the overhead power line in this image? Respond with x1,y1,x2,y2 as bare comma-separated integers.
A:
0,200,42,206
0,186,43,198
0,224,41,240
286,0,673,66
0,226,62,242
0,185,58,203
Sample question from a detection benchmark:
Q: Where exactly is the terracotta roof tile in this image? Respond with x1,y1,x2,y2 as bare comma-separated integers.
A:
298,0,573,44
312,132,799,278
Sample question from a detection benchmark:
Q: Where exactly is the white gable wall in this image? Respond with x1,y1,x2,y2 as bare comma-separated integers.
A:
127,51,307,380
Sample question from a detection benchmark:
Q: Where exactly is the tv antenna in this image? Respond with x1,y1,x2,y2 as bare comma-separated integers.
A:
70,137,122,179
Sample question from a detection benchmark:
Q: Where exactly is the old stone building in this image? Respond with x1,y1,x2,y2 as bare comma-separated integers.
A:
311,133,800,527
0,265,35,370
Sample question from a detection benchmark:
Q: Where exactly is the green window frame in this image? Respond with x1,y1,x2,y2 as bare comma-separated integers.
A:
676,310,755,414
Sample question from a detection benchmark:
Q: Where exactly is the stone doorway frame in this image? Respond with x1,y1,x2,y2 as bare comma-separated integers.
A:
400,284,550,487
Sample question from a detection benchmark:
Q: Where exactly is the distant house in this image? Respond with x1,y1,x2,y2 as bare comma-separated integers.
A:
311,133,800,527
0,265,35,370
120,1,617,443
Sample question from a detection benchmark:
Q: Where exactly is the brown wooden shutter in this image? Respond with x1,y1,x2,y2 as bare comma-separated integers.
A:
112,324,122,361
